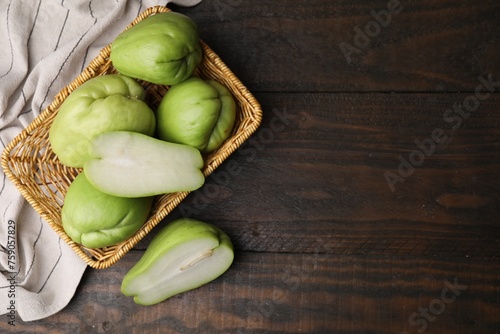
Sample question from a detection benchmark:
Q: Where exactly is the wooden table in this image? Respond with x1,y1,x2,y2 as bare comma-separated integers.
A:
6,1,500,333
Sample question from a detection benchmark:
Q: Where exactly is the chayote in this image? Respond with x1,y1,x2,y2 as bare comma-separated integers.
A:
121,218,234,305
49,74,156,168
62,172,153,249
83,131,205,198
156,77,236,153
110,12,202,86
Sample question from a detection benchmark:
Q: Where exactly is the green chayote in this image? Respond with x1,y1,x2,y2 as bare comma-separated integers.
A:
49,74,156,168
62,172,153,249
110,12,202,86
121,218,234,305
156,77,236,153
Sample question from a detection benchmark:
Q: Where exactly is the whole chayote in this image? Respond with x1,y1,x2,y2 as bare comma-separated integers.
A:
110,12,202,86
156,77,236,153
49,74,156,168
62,172,153,249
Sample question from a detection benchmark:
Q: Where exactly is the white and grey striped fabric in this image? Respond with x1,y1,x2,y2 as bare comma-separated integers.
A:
0,0,197,322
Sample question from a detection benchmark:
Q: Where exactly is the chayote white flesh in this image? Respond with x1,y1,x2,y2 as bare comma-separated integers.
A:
121,218,234,305
84,131,205,198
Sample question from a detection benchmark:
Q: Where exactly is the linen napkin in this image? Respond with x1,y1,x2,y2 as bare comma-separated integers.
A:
0,0,201,322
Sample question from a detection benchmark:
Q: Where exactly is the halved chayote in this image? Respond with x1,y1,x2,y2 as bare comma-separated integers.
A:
121,218,234,305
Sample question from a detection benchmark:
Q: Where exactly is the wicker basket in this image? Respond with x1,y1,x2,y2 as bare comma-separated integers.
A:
1,6,262,269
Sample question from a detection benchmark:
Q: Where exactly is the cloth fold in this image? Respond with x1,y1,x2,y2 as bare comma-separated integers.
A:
0,0,199,322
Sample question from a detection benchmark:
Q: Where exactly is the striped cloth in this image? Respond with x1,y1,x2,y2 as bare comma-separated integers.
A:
0,0,200,322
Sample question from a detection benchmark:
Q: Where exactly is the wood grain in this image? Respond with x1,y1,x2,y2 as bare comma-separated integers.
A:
3,252,499,333
174,0,500,92
134,92,500,261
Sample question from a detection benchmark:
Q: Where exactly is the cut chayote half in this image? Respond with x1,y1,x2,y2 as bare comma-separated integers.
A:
121,218,234,305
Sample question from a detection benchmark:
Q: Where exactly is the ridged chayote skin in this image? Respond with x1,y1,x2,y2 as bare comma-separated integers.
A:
156,77,236,153
62,172,154,249
49,74,156,168
110,12,202,86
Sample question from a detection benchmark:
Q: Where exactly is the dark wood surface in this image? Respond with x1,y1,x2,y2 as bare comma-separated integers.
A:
5,1,500,333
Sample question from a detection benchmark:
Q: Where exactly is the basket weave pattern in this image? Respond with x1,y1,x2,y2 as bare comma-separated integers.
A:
1,6,262,269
